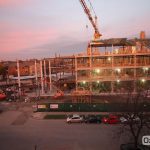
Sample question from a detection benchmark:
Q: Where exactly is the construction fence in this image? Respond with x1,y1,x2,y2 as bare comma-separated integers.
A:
33,103,150,112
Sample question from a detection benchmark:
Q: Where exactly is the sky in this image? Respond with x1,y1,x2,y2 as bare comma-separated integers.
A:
0,0,150,60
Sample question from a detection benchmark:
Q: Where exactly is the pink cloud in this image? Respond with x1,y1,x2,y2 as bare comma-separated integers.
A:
0,0,33,7
0,23,59,52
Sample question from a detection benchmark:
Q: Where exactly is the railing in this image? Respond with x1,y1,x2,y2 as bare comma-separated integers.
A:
77,64,90,68
76,49,150,57
92,63,111,67
77,75,150,81
77,62,150,69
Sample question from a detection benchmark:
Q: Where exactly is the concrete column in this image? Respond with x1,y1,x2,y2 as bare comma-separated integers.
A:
17,60,21,97
89,45,92,92
111,44,114,94
34,60,39,97
34,60,38,86
48,59,52,92
75,56,77,90
44,59,47,91
40,60,44,94
134,55,137,93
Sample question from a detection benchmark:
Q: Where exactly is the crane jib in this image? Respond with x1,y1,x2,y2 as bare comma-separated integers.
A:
79,0,102,39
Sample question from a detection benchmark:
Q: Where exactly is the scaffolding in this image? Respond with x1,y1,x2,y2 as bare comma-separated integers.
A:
71,87,92,103
75,38,150,94
5,36,150,100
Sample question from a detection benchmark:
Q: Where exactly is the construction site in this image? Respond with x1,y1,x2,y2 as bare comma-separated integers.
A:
0,0,150,103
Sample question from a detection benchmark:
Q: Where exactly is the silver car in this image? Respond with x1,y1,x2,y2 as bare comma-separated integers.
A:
120,115,140,124
66,114,84,123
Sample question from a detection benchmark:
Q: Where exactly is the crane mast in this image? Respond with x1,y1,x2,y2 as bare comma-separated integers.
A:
79,0,102,40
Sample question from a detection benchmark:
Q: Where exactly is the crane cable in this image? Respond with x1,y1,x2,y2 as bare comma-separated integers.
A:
87,0,97,18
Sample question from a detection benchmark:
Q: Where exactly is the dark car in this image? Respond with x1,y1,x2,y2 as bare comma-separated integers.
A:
120,143,150,150
6,94,17,102
84,115,101,123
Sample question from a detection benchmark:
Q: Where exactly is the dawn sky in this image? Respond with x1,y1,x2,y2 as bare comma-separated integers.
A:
0,0,150,60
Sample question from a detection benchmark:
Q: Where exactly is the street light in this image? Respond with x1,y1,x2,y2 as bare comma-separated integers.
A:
116,68,121,73
117,79,120,83
141,78,146,83
143,67,149,71
83,81,86,84
97,80,100,84
95,69,100,73
107,57,111,61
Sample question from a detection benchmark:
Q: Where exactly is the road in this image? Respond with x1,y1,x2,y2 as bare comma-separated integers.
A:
0,102,125,150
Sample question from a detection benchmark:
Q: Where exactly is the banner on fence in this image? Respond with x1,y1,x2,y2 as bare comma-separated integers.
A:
38,104,46,109
50,104,59,109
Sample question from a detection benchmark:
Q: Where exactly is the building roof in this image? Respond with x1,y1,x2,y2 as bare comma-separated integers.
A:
90,38,150,47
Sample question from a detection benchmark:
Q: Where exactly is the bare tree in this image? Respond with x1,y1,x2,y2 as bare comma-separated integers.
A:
118,83,150,150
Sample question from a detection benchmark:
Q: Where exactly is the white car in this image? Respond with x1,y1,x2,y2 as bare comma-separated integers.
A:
66,114,84,123
120,115,140,123
120,117,128,123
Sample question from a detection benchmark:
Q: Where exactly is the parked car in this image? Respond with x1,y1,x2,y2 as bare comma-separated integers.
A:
0,93,6,100
102,115,120,124
66,114,84,123
120,143,150,150
84,115,101,123
120,114,140,124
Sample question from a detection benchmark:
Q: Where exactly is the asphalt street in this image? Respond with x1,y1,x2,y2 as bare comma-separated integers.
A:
0,102,126,150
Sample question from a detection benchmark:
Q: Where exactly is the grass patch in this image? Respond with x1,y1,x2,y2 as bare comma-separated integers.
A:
44,114,66,119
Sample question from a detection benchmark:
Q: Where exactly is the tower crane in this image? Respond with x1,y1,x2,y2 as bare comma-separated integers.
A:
79,0,102,40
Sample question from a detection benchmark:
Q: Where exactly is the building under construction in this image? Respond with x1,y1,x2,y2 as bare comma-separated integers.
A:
75,33,150,94
25,31,148,103
1,1,150,102
4,34,150,99
50,31,150,95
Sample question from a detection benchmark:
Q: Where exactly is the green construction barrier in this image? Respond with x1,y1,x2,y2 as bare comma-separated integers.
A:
36,103,150,112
